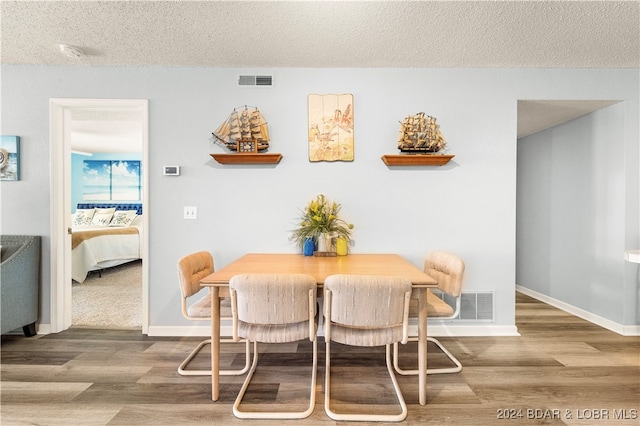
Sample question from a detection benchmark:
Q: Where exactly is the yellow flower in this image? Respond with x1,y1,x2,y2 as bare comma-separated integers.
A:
290,194,354,250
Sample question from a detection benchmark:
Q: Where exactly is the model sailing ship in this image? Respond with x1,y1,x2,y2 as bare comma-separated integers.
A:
397,112,447,153
212,106,270,152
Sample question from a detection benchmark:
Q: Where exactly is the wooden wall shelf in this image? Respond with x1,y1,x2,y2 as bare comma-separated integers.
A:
210,153,283,165
381,154,454,166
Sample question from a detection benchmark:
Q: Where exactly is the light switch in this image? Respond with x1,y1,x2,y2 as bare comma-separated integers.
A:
184,206,197,219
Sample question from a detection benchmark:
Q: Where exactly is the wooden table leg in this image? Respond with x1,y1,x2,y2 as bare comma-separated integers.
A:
211,287,220,401
417,288,427,405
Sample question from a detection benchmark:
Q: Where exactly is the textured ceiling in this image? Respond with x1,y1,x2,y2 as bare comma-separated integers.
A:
2,1,638,152
2,1,638,68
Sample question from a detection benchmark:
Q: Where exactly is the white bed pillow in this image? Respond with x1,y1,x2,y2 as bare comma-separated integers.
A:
109,210,138,227
72,208,95,226
91,208,115,226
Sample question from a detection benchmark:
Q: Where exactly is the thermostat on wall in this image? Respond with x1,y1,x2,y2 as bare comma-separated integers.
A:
163,166,180,176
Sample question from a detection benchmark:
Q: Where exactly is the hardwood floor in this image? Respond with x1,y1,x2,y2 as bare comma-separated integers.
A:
2,292,639,425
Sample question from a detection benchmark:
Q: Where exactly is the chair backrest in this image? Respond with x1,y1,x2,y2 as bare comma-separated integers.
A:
177,251,214,310
229,273,317,341
324,274,412,345
425,251,465,298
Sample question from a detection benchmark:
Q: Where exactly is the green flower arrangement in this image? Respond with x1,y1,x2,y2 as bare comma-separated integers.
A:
291,194,354,250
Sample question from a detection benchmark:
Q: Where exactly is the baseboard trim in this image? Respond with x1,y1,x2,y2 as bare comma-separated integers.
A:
425,324,520,337
40,322,520,338
2,323,52,336
147,323,519,337
37,324,51,335
148,325,216,337
516,285,640,336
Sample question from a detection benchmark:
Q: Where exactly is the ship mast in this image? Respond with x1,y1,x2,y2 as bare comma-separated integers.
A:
213,105,270,151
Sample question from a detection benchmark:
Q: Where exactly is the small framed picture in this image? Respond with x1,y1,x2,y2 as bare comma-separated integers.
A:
237,139,258,153
0,136,20,181
308,93,354,162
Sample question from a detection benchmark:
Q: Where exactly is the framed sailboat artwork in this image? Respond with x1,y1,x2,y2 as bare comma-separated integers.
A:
307,94,354,162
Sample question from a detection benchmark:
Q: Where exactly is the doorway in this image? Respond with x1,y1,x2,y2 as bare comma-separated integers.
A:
49,99,149,334
515,99,625,331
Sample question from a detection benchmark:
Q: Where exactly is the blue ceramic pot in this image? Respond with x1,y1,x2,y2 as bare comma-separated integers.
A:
303,238,315,256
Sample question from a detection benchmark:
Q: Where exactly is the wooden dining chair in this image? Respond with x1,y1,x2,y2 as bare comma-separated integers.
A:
229,273,318,419
393,251,465,375
176,251,251,376
324,274,412,422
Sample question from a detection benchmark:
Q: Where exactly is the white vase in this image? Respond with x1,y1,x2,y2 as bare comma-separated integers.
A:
316,233,332,252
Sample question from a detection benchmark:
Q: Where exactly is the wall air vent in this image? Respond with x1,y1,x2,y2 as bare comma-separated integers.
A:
459,291,494,321
431,291,495,322
238,75,273,87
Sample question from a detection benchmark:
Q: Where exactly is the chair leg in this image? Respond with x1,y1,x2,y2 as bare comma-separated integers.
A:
324,341,407,422
392,337,462,375
178,338,252,376
220,338,252,376
426,337,462,374
233,339,317,419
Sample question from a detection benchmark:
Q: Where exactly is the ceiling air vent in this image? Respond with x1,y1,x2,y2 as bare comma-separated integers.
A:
238,75,273,87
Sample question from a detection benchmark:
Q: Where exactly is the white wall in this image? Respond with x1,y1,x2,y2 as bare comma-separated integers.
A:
517,102,640,333
1,65,638,335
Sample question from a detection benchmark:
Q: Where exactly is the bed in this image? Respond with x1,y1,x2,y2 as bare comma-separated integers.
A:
71,203,143,283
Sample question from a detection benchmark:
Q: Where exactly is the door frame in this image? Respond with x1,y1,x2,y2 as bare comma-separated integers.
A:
49,98,149,333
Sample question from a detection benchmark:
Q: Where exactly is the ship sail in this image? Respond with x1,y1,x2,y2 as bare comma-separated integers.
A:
397,112,446,152
213,106,270,151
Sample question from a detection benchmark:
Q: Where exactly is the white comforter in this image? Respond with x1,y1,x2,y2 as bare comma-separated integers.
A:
72,224,142,283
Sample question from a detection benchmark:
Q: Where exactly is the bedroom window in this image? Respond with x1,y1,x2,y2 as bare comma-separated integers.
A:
83,160,141,201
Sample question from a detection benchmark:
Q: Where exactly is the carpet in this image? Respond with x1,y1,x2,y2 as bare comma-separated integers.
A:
72,260,142,329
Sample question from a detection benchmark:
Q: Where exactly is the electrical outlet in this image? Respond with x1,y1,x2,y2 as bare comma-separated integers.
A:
184,206,197,219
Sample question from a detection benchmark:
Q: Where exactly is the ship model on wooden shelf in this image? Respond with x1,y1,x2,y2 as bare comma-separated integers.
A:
212,105,270,153
210,105,282,164
397,112,447,153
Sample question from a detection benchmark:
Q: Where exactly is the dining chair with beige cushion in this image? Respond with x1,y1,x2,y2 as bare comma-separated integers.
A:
393,251,465,375
176,251,250,376
324,274,412,422
229,273,318,419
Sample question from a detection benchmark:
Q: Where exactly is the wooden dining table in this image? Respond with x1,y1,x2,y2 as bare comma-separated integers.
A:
200,253,437,406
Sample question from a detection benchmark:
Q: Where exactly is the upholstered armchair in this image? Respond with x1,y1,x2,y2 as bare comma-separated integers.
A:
1,235,41,336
